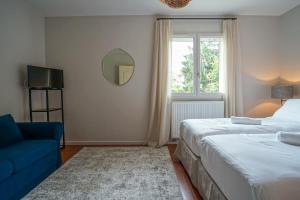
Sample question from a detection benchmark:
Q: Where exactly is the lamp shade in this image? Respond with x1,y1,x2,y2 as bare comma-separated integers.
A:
271,85,294,99
160,0,191,8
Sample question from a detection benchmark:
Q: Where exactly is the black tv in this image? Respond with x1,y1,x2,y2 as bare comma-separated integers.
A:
27,65,64,89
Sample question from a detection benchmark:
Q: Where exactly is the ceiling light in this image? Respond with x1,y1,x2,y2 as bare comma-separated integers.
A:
160,0,192,8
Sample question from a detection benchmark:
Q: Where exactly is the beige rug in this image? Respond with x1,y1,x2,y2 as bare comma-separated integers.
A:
23,147,183,200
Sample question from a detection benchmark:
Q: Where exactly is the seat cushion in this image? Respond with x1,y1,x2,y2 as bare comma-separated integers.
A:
0,114,23,148
0,160,13,183
0,152,58,200
0,140,57,173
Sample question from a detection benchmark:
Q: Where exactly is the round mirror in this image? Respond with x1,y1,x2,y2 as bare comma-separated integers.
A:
102,48,135,86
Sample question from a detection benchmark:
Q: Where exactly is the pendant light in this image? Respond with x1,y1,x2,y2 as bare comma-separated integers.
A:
160,0,192,8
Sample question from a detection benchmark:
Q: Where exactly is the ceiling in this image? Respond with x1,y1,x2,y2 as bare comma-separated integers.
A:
28,0,300,17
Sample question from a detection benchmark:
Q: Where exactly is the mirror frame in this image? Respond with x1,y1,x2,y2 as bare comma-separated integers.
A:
101,48,135,87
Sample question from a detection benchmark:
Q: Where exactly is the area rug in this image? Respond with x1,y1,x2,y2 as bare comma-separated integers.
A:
23,147,183,200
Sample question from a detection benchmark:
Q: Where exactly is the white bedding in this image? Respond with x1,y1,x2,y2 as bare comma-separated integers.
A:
199,134,300,200
277,131,300,146
180,117,300,156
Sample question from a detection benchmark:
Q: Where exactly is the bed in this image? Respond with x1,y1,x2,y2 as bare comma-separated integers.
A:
175,99,300,200
180,117,300,157
180,99,300,157
175,133,300,200
200,134,300,200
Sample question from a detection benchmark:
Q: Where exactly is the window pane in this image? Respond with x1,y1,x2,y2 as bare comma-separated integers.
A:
171,37,194,94
199,38,223,93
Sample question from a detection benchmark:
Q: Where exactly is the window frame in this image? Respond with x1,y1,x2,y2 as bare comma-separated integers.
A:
170,34,196,97
171,33,224,100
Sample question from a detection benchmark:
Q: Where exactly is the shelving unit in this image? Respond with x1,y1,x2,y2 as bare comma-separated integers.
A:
29,88,65,148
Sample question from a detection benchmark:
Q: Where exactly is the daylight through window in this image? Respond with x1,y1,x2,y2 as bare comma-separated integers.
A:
171,35,223,96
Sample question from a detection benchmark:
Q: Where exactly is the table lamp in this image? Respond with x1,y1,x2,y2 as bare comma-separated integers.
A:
271,85,294,105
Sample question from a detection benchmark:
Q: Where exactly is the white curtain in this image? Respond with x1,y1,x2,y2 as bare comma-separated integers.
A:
222,19,244,117
147,20,173,147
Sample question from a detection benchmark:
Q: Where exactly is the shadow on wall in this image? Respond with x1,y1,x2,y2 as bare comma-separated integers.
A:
294,85,300,98
280,77,300,98
19,64,28,121
243,74,280,117
245,76,300,118
246,99,281,117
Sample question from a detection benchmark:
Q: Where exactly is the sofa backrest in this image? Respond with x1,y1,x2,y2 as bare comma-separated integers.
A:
0,114,23,148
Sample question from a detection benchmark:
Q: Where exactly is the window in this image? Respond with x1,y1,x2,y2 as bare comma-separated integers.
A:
171,35,223,96
171,37,194,94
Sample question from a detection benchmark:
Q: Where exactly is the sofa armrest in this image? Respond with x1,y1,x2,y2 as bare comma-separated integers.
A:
17,122,63,143
0,160,13,183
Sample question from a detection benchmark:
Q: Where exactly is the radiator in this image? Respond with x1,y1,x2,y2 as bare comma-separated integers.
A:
171,101,224,138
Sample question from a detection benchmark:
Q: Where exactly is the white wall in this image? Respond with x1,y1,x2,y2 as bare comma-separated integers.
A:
0,1,298,143
45,16,154,144
0,0,45,121
239,16,282,117
280,5,300,97
173,19,222,34
45,15,283,143
173,17,282,117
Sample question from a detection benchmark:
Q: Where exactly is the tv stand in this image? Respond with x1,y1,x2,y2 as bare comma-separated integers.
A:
28,87,65,148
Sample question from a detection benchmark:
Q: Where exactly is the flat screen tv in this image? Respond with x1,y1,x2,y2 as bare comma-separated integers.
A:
27,65,64,89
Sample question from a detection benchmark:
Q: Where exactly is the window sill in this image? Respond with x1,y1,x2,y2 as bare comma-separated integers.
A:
171,93,224,101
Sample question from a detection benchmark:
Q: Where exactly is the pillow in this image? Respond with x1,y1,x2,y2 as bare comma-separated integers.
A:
277,131,300,146
272,99,300,122
0,114,23,148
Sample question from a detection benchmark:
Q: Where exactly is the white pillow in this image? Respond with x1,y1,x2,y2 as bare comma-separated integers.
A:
272,99,300,122
277,131,300,146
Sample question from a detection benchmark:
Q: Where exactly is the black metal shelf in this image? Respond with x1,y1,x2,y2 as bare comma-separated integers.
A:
29,87,63,91
29,88,65,149
32,107,62,112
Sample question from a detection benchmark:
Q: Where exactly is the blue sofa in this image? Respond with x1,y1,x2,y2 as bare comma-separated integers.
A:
0,114,63,200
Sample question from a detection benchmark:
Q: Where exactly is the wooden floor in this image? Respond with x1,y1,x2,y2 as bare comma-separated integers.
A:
61,145,202,200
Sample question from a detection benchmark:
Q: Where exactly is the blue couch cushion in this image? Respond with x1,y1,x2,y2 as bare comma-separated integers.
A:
0,114,23,148
0,160,13,183
0,140,57,173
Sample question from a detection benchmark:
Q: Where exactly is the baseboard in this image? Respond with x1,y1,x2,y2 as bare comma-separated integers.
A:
65,140,147,146
167,140,179,144
168,138,179,144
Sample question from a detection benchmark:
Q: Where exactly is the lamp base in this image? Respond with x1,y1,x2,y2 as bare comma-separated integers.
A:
281,99,288,105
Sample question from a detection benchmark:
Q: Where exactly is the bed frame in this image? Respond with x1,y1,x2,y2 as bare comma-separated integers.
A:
174,140,228,200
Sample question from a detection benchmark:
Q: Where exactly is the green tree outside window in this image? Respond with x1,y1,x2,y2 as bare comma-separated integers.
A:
172,38,221,94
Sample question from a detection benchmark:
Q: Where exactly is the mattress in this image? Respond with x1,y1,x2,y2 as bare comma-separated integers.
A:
175,139,228,200
200,134,300,200
180,117,300,157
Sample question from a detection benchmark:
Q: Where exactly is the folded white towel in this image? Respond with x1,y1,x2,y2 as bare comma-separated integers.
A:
231,116,262,125
277,131,300,146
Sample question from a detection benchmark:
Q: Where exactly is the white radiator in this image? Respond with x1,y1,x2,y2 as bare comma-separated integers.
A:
171,101,224,138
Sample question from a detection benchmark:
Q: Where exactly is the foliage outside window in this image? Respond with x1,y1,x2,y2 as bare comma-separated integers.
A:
171,37,194,94
171,35,223,96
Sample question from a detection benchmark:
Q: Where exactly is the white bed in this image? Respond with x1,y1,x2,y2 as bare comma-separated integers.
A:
180,99,300,157
200,134,300,200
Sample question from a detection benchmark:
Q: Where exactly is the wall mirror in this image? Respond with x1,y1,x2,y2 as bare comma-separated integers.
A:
102,48,135,86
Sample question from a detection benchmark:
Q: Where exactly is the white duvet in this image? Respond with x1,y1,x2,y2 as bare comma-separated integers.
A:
180,117,300,156
200,134,300,200
180,99,300,156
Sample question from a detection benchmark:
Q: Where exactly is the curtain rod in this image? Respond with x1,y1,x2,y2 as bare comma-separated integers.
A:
156,17,237,21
